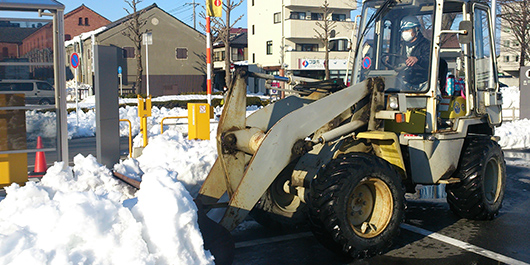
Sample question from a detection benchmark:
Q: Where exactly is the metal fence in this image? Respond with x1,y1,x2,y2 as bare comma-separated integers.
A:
502,107,519,121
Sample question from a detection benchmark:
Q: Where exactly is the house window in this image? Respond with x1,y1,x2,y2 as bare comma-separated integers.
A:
290,12,306,20
252,53,255,63
176,48,188,60
232,47,245,61
504,56,510,62
273,12,281,24
252,0,254,6
214,51,225,61
252,25,255,35
504,40,510,47
65,34,72,41
296,43,318,51
329,39,349,51
311,13,323,21
85,18,89,26
332,14,346,21
515,55,520,62
123,47,135,58
266,41,273,55
78,17,83,25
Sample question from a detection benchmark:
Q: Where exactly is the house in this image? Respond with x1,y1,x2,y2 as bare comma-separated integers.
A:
0,24,39,79
66,4,206,96
21,4,110,57
63,4,111,41
248,0,356,85
0,5,109,80
213,28,248,91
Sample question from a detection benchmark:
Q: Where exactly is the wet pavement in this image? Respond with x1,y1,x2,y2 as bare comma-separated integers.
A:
230,150,530,265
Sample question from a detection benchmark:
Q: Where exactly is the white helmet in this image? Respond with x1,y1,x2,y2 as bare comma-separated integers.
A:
400,15,420,30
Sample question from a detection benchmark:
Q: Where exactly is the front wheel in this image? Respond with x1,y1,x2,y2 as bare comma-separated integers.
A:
446,137,506,220
308,153,405,259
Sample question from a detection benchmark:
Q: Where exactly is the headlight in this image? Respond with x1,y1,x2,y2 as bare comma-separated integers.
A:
389,95,399,110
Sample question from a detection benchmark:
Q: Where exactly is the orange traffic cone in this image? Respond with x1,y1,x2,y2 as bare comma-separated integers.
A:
30,136,47,178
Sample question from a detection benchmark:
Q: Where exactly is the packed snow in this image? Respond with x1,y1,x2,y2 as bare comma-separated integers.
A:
0,86,528,264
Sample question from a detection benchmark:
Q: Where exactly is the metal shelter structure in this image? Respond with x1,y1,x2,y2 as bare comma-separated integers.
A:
0,0,68,169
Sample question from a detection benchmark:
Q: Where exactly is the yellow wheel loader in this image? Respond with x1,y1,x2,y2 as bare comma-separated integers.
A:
196,0,505,261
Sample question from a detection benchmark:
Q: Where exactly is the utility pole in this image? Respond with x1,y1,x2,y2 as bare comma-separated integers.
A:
185,0,199,29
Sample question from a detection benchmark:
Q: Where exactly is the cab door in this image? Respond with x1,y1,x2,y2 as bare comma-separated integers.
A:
473,5,502,125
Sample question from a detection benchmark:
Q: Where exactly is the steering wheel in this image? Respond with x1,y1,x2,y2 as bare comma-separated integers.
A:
381,53,408,71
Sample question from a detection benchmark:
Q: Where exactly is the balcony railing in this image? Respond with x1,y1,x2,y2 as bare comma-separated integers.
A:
284,0,356,10
284,19,354,39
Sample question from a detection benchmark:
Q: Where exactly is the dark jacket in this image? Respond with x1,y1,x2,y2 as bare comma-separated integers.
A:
403,34,430,85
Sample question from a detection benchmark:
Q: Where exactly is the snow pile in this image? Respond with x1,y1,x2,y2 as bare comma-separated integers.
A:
496,119,530,150
501,86,520,109
0,142,215,264
114,129,217,197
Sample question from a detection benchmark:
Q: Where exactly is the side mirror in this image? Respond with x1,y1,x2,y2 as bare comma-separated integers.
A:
458,21,472,44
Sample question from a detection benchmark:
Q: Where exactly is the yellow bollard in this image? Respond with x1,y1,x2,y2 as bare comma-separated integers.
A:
188,103,211,140
138,95,152,147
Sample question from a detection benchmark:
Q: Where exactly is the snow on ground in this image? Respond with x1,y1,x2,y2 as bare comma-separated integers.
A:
0,86,528,264
0,132,218,264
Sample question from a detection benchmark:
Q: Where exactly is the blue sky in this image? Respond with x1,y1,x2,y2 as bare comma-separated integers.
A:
63,0,247,31
0,1,246,31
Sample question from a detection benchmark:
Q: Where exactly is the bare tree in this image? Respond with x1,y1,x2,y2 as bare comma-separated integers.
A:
498,0,530,67
123,0,149,94
314,0,337,80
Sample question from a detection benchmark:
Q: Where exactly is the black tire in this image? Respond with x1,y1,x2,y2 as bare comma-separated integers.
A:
39,99,51,105
250,162,308,230
308,153,405,259
446,137,506,220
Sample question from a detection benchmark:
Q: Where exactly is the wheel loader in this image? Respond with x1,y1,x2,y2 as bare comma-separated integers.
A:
196,0,506,261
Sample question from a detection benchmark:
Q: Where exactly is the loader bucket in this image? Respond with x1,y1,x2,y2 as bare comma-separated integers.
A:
195,200,235,265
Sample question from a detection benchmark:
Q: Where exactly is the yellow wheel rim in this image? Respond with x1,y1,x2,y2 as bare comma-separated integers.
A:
347,178,394,238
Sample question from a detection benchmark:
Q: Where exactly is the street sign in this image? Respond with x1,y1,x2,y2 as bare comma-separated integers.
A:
143,32,153,45
118,66,122,74
70,53,79,68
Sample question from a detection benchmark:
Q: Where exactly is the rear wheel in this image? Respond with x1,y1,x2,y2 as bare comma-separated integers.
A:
308,153,404,259
446,137,506,220
39,99,51,105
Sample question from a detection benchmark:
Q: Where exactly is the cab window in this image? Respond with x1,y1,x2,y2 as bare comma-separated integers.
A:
473,7,495,91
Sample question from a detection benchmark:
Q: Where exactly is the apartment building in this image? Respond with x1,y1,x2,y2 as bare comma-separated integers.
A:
497,3,528,85
498,24,524,78
248,0,356,84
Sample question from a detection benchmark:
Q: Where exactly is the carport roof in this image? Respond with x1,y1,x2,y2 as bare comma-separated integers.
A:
0,0,64,11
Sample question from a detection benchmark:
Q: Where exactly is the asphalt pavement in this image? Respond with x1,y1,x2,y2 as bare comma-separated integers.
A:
229,150,530,265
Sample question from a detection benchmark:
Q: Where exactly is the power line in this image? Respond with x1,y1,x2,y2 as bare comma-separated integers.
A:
185,0,200,29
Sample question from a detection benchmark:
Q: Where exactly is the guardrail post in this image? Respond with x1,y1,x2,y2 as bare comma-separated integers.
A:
138,95,152,147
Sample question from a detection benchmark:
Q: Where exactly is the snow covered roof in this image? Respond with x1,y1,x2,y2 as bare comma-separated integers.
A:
64,26,107,47
0,0,64,11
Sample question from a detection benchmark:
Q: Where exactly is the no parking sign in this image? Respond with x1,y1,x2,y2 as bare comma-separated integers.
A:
70,53,79,68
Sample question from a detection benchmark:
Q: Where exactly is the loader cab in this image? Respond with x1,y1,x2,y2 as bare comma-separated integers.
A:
352,0,501,133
